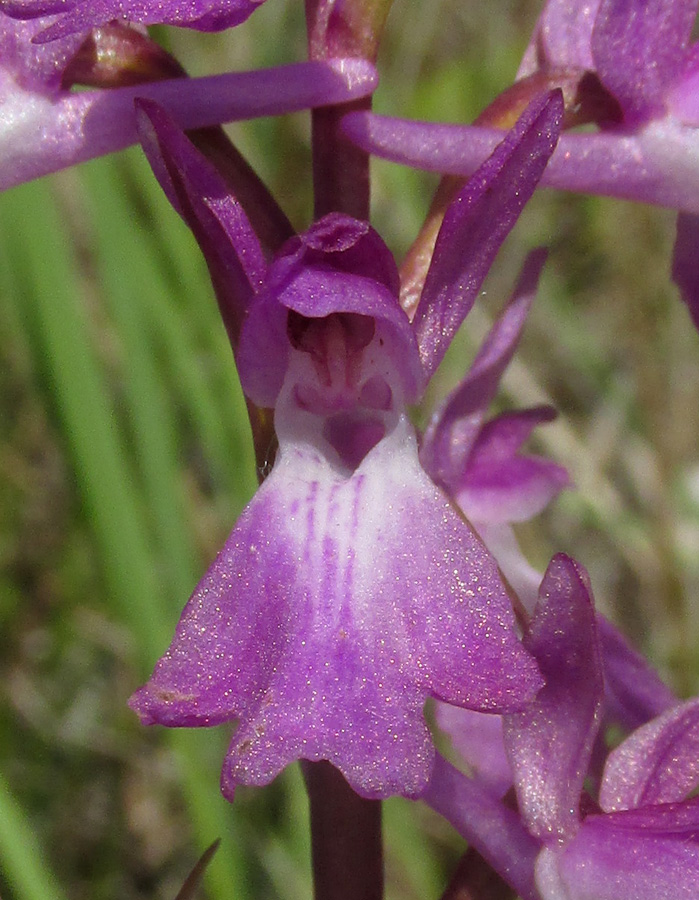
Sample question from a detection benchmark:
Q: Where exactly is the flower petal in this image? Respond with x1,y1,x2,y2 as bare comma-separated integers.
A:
667,50,699,124
591,0,697,122
421,754,541,900
420,249,547,487
135,99,266,347
0,12,83,93
411,93,562,378
435,703,512,797
600,698,699,812
596,615,677,732
131,414,542,800
1,58,378,190
342,113,699,214
518,0,601,78
237,214,423,407
472,522,544,612
503,554,603,842
453,408,570,523
537,799,699,900
1,0,265,41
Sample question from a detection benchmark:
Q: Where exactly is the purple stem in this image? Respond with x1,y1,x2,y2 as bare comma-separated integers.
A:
302,761,383,900
305,0,388,220
301,5,388,897
439,848,517,900
311,98,371,220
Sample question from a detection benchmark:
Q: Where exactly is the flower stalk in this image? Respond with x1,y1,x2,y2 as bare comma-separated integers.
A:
303,761,383,900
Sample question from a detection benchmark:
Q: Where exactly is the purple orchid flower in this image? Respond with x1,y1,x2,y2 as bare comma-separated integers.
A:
342,0,699,213
419,247,569,610
416,244,673,738
0,0,264,41
0,11,378,190
506,558,699,900
128,91,564,801
533,698,699,899
424,553,697,900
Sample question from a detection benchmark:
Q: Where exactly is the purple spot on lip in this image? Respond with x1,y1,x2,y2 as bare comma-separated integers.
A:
323,413,385,470
359,376,393,411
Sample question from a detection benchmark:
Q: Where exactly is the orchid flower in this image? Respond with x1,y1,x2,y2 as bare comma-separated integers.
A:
419,247,569,610
505,555,699,900
418,242,673,776
128,91,564,801
423,553,698,900
0,11,378,190
0,0,265,40
532,697,699,899
342,0,699,213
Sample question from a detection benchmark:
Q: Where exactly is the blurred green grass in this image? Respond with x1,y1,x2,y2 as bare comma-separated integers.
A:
2,1,699,898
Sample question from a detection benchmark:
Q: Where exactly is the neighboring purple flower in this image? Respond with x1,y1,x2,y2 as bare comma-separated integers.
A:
0,11,378,190
506,561,699,900
342,0,699,213
420,247,569,608
423,553,698,900
416,259,675,798
128,92,564,800
0,0,265,41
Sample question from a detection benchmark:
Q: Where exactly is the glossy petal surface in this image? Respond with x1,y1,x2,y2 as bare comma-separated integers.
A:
591,0,697,122
412,93,562,378
1,57,377,190
538,799,699,900
596,615,677,732
668,55,699,124
342,114,699,214
473,522,544,611
451,409,568,524
435,704,511,797
518,0,601,77
136,99,266,346
0,12,83,93
422,755,541,900
600,698,699,811
237,213,421,408
504,555,603,842
421,249,546,486
130,201,544,799
421,248,568,526
1,0,265,40
131,413,542,799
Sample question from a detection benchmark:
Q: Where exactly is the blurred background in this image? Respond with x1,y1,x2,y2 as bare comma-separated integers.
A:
2,1,699,898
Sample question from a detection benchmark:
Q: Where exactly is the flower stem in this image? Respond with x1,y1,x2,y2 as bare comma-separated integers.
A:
305,0,393,220
439,848,517,900
302,761,383,900
311,99,371,220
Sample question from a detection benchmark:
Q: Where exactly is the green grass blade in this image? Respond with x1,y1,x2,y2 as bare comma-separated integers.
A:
0,773,67,900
